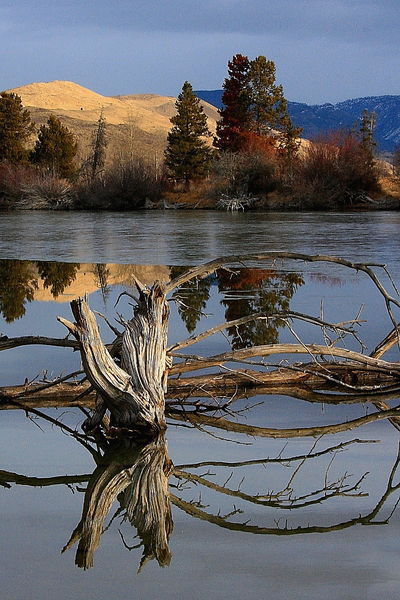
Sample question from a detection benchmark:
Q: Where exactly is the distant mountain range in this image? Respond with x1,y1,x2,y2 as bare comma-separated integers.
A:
195,90,400,153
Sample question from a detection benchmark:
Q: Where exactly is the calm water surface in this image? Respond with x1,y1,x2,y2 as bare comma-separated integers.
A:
1,211,400,600
0,209,399,269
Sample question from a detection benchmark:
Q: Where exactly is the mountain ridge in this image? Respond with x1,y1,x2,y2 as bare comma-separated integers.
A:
194,89,400,152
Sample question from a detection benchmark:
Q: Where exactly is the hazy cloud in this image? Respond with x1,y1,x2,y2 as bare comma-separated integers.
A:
4,0,399,41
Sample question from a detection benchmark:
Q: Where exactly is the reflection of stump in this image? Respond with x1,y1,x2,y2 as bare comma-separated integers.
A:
62,436,173,570
58,283,169,436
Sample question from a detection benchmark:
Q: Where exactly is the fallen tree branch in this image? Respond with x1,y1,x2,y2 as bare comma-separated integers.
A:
170,343,400,376
0,335,79,352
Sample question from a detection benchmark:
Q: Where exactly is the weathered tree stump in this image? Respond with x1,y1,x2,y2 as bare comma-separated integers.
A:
58,282,169,437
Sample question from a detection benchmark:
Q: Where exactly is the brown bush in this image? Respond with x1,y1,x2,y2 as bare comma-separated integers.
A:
76,158,165,210
211,148,278,201
290,131,379,208
0,162,75,210
0,161,38,206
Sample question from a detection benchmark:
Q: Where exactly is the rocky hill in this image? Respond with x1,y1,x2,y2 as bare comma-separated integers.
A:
6,81,219,164
195,90,400,153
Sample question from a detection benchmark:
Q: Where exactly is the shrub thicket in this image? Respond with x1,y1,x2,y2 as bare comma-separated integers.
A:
290,131,379,208
76,158,164,210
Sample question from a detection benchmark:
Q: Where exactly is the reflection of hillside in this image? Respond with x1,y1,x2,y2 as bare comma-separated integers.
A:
34,263,171,302
0,260,171,322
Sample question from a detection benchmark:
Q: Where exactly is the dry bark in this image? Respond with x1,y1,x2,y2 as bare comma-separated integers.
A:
58,284,169,436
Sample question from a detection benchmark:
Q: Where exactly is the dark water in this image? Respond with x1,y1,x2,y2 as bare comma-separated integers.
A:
1,211,400,600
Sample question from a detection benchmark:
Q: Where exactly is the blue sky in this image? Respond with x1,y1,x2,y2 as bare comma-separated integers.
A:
1,0,399,103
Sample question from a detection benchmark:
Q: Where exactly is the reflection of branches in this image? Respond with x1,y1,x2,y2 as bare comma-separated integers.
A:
3,409,400,571
62,436,173,570
175,438,378,470
173,468,367,510
167,405,400,438
171,444,400,536
173,438,372,511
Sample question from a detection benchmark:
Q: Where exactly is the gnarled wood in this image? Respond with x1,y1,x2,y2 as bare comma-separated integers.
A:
58,283,169,436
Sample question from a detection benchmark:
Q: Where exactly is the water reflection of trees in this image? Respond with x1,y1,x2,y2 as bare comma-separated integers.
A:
0,260,38,322
2,252,400,570
170,266,211,333
0,261,305,351
0,259,79,321
171,266,304,348
36,261,79,297
217,267,303,348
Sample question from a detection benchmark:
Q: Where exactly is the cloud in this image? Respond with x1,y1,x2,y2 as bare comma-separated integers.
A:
1,0,399,103
4,0,399,44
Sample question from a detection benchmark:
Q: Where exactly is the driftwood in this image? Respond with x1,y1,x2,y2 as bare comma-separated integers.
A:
57,281,169,436
2,252,400,438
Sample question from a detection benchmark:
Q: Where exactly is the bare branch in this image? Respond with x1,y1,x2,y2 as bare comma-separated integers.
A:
170,343,400,376
168,310,359,353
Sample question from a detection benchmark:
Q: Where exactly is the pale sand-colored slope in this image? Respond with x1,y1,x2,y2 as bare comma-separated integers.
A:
34,263,171,303
8,80,218,135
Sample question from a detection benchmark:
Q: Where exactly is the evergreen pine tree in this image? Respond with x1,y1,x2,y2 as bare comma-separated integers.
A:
278,114,302,180
215,54,252,152
31,115,77,178
215,54,297,153
249,56,289,134
165,81,212,184
0,92,34,163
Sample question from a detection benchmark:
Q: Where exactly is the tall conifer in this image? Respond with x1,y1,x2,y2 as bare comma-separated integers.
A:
165,81,212,184
249,56,289,134
31,115,77,178
215,54,252,152
215,54,299,153
88,110,107,180
0,92,34,163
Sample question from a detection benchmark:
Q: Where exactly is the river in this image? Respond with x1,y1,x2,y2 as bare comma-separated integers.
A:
1,210,400,600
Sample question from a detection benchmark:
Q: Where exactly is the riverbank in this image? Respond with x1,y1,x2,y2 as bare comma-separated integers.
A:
1,161,399,212
155,176,400,211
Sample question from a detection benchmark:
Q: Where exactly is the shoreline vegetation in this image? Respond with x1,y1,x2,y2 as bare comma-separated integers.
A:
1,55,400,212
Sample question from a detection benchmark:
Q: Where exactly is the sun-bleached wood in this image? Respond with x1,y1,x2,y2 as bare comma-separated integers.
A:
57,283,169,436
